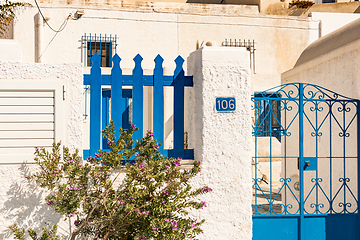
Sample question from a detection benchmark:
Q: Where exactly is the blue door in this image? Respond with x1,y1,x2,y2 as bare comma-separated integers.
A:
252,83,360,240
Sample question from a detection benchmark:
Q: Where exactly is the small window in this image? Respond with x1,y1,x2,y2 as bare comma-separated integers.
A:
82,34,117,67
254,93,282,142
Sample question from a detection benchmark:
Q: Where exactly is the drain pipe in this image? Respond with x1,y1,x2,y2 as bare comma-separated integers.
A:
35,12,42,63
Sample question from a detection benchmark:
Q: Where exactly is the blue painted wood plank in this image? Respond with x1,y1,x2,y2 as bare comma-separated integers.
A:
132,54,144,141
122,89,131,130
90,53,102,156
173,56,185,158
84,74,193,87
111,54,123,139
102,90,110,149
84,148,194,160
153,54,164,153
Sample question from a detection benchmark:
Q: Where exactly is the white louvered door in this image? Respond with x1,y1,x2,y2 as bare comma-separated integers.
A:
0,80,65,163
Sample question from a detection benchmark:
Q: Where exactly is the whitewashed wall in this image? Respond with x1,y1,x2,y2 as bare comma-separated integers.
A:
0,61,83,238
12,1,319,92
187,47,252,240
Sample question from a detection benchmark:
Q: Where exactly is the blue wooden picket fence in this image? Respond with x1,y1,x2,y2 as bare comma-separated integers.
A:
83,52,194,160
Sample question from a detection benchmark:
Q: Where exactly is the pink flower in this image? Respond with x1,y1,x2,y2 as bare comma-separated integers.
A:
107,140,115,146
140,164,145,169
204,186,212,192
119,200,125,204
152,226,158,230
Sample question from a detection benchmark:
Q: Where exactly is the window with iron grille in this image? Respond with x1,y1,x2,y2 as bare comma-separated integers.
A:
82,34,117,67
254,93,282,142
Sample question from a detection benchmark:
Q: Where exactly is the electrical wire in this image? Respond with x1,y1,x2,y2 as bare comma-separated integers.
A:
34,0,70,33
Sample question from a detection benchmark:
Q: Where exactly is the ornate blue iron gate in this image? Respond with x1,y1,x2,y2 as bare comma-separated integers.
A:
252,83,360,240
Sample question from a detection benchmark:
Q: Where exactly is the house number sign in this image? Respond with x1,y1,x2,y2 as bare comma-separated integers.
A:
216,97,236,112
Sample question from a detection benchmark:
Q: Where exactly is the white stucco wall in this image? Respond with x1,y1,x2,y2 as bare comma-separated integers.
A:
282,36,360,99
0,61,83,238
12,2,319,92
187,47,252,240
0,40,22,62
311,12,360,38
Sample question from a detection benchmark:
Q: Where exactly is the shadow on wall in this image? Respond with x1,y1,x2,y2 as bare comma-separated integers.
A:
0,164,64,239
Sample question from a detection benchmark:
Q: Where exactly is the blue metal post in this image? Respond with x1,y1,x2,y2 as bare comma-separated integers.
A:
153,54,164,153
90,53,102,156
173,56,185,158
132,54,144,141
357,100,360,239
298,83,305,240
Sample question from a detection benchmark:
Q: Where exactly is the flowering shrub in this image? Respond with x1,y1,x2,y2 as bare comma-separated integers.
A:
10,122,212,240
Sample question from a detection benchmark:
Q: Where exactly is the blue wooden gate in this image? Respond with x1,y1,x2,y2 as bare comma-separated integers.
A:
252,83,360,240
83,53,194,160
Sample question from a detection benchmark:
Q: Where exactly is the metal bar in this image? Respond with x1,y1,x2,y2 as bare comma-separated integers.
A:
343,101,347,213
357,100,360,238
298,83,305,240
284,99,288,214
329,101,333,213
269,99,273,212
254,99,259,214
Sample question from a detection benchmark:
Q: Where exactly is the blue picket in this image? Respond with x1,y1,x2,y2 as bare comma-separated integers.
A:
132,54,144,142
111,54,123,140
153,54,164,153
89,53,102,156
173,56,185,159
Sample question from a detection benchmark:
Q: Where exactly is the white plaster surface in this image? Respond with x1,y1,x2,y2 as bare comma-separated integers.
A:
11,3,318,93
311,12,360,38
187,47,252,240
0,39,22,62
0,61,83,237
